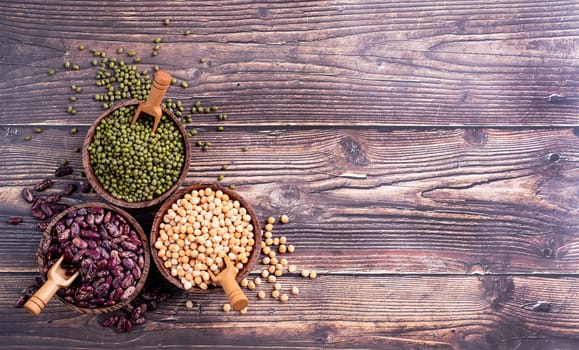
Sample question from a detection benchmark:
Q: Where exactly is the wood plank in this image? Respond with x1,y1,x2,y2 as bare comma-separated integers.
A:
1,0,577,127
1,127,577,274
2,274,579,349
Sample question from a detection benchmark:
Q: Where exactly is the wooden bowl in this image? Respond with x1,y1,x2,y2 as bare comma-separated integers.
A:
82,100,191,208
150,184,262,291
36,202,150,314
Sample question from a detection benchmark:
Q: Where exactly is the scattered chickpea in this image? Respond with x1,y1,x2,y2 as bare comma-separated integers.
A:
270,257,278,265
257,291,265,299
292,286,300,295
268,275,277,283
267,216,275,224
264,231,273,239
274,269,283,277
268,251,276,259
264,223,274,232
262,246,271,255
268,265,276,274
273,237,280,246
262,256,271,265
301,270,310,278
261,269,269,278
265,238,273,246
248,281,256,290
287,245,295,253
278,245,287,253
280,258,288,266
280,215,289,224
279,236,287,244
288,265,297,273
280,293,289,302
271,290,280,299
223,303,232,312
274,283,282,290
240,278,249,287
309,271,317,279
185,300,194,308
239,307,248,314
254,277,262,285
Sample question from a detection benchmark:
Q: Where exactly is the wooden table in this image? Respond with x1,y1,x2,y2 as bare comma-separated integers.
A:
1,1,577,349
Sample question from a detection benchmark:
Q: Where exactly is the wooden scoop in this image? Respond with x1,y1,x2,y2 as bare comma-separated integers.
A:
130,70,172,133
24,256,79,316
209,256,249,311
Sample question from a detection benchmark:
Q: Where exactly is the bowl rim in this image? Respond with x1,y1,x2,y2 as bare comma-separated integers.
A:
150,184,262,291
82,99,191,209
36,201,151,314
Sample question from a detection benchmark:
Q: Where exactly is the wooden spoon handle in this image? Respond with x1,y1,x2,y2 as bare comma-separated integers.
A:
220,276,249,311
147,71,172,110
23,280,61,316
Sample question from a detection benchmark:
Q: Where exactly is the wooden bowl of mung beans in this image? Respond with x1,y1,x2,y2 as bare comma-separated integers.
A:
150,184,262,292
82,99,191,209
36,202,150,314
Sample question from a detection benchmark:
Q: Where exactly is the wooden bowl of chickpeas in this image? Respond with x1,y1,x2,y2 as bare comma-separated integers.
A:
150,184,262,291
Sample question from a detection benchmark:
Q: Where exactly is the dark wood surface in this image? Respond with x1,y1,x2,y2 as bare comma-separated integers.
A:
0,1,577,349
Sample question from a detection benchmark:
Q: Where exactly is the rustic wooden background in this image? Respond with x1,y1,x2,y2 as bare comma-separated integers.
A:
0,0,578,349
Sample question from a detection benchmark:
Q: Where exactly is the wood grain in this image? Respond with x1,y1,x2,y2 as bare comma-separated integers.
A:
1,127,577,275
2,274,579,349
1,0,578,349
0,0,577,127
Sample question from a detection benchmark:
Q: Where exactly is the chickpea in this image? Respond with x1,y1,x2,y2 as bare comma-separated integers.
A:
268,275,277,283
301,270,310,278
240,278,249,287
280,294,289,302
248,281,256,290
223,303,231,312
309,271,317,279
278,245,287,254
267,216,275,224
264,223,273,232
271,290,280,299
287,245,295,253
292,286,300,295
257,290,266,299
274,283,282,290
280,215,289,224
